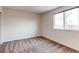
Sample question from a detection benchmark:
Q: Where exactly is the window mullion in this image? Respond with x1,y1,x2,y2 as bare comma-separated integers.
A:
63,12,65,29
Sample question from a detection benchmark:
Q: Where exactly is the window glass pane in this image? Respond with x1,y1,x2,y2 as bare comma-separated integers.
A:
54,13,64,29
65,8,79,30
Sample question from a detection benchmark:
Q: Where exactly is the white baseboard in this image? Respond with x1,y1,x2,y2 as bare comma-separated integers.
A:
41,35,79,51
1,36,40,43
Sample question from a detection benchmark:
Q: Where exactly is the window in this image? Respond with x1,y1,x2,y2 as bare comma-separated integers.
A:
54,12,64,29
54,8,79,30
65,8,79,30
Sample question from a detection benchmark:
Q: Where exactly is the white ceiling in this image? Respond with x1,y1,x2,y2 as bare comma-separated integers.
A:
3,6,59,14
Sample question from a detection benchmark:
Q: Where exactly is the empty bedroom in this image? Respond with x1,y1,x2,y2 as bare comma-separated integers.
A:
0,6,79,53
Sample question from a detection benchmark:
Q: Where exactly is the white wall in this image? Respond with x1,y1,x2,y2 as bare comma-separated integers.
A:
2,8,40,42
41,6,79,51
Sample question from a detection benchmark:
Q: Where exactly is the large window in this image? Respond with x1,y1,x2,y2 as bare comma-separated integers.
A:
54,8,79,30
